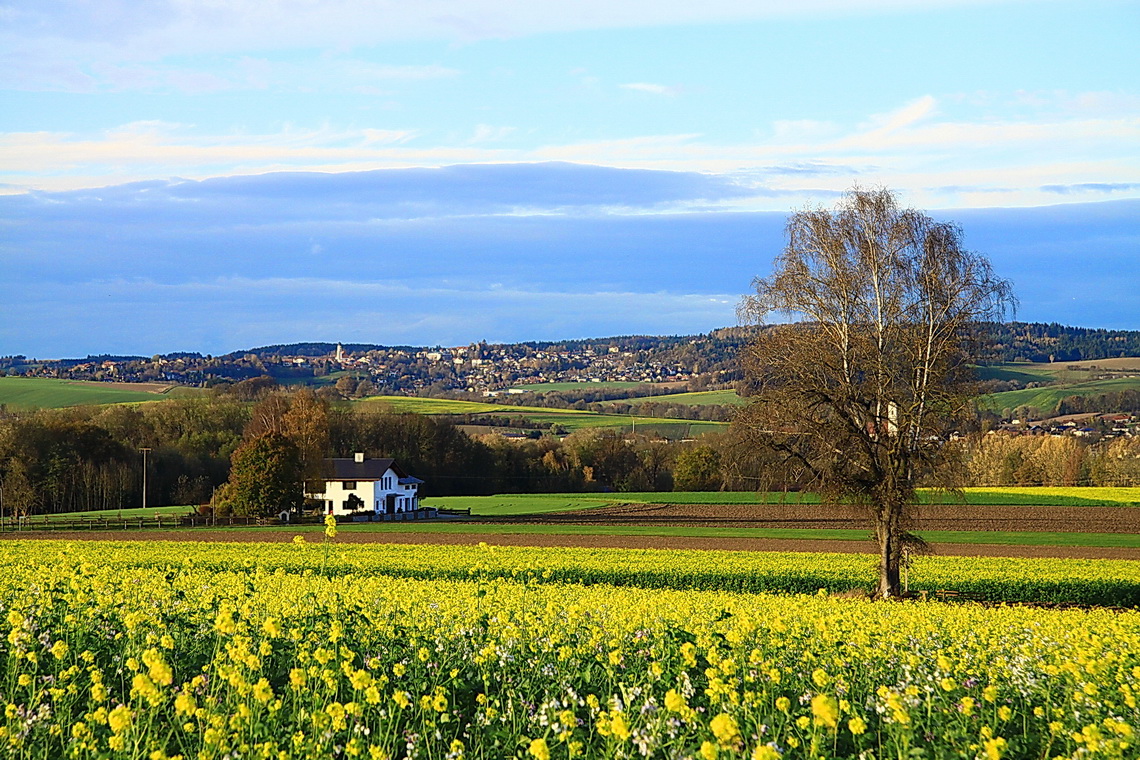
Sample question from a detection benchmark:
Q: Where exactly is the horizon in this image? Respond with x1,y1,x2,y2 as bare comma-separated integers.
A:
2,1,1138,356
12,316,1140,363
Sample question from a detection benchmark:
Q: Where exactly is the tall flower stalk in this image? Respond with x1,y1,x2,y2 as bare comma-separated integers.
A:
322,514,337,577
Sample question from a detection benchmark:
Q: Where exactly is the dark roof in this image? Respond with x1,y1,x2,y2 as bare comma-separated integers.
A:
326,458,409,481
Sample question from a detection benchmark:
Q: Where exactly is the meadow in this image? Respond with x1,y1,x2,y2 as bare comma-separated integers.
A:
979,376,1140,414
0,539,1137,759
607,390,748,407
27,486,1140,524
508,381,660,392
0,377,188,409
354,396,727,435
427,487,1140,515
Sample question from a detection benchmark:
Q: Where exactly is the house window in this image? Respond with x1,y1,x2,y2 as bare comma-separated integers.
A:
343,481,356,490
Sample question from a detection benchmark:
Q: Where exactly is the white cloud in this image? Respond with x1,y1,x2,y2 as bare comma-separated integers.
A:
857,95,938,137
2,90,1137,210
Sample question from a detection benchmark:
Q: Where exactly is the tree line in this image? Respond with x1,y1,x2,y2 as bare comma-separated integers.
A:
0,388,776,517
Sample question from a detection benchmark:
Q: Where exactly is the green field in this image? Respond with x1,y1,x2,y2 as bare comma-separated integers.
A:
613,389,748,407
32,505,195,521
429,494,616,514
973,359,1140,415
0,376,194,409
978,375,1140,413
973,363,1059,384
30,487,1137,525
508,381,659,392
427,486,1140,514
355,395,727,435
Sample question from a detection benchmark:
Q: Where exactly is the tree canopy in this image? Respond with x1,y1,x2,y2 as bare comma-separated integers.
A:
219,433,303,517
736,187,1013,597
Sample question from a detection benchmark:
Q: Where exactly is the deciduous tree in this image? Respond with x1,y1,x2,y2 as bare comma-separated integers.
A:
220,433,302,517
737,187,1013,597
673,446,722,491
281,388,331,494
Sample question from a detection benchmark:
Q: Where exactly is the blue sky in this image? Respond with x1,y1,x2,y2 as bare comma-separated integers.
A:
1,1,1138,356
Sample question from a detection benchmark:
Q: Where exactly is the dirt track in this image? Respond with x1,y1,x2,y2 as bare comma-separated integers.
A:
501,503,1140,534
3,526,1138,560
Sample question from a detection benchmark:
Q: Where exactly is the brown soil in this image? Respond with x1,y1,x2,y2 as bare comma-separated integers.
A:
500,503,1140,534
3,528,1137,560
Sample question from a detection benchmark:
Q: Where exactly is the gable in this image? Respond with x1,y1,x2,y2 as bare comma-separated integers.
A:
326,458,401,481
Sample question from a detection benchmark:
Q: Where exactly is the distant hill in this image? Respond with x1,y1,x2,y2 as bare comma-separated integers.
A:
229,342,398,358
977,322,1140,363
231,323,1140,364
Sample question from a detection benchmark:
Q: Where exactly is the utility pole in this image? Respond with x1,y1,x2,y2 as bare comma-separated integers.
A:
140,447,151,511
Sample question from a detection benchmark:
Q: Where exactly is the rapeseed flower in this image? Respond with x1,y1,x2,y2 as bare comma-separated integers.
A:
528,737,550,760
811,694,838,728
710,713,740,747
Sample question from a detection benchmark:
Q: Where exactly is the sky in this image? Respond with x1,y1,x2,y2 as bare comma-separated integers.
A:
1,0,1138,357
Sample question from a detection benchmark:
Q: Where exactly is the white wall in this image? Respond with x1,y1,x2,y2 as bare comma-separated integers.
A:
309,466,419,516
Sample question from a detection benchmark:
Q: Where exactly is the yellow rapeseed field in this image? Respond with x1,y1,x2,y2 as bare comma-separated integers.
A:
0,539,1135,605
0,540,1136,759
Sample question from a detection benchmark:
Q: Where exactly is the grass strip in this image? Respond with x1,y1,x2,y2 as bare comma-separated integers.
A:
429,487,1140,515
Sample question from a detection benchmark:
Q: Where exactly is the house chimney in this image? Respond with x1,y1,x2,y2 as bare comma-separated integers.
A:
354,452,365,463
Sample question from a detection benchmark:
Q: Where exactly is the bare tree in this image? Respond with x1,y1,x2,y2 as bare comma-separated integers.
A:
281,388,332,496
737,187,1013,597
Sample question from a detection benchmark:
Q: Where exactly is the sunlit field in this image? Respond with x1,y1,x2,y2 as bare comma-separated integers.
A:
0,539,1136,758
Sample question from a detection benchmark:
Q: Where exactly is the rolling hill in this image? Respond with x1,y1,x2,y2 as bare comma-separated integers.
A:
0,377,192,409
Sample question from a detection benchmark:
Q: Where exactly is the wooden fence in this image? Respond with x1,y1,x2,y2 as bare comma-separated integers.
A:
0,508,462,532
0,514,274,532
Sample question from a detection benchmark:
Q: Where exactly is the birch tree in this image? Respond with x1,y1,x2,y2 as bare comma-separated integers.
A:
737,187,1013,597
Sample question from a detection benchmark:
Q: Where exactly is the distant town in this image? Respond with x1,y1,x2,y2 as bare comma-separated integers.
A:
3,322,1140,437
0,330,750,396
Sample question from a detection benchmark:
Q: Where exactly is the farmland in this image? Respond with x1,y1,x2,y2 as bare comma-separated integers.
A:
15,488,1140,556
979,376,1140,413
0,377,189,409
0,539,1137,759
608,389,748,407
427,487,1140,514
509,381,666,392
354,395,727,435
974,357,1140,415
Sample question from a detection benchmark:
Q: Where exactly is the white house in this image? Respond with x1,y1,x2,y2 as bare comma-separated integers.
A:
306,453,423,517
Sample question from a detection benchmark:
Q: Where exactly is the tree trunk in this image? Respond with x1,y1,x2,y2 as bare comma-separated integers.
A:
875,508,903,598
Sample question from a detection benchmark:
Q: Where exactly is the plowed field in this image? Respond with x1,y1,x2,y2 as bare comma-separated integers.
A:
498,502,1140,533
